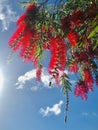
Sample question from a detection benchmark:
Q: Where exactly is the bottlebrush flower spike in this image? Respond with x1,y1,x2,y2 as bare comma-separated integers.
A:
8,23,27,51
83,69,93,91
68,61,78,73
74,80,87,100
8,3,39,62
16,13,26,26
67,31,79,46
49,37,66,71
36,65,42,81
26,3,38,13
19,28,37,61
48,37,66,85
59,40,66,70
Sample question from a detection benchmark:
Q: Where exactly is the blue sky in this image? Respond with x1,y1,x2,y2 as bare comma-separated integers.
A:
0,0,98,130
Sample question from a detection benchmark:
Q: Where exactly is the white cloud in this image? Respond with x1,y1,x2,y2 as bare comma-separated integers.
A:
92,112,98,117
40,68,51,86
39,100,64,117
15,69,36,89
82,112,89,116
82,112,98,118
15,67,51,90
31,86,39,91
16,84,24,90
0,0,18,31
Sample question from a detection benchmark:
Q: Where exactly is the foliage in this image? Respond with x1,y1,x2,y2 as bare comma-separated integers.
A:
8,0,98,122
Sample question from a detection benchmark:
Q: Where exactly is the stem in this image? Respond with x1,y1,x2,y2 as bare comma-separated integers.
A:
64,89,69,123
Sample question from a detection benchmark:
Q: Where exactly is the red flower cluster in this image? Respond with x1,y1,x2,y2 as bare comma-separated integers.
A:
61,10,82,47
83,69,93,91
49,38,66,70
73,51,90,64
8,1,98,104
74,80,88,100
74,69,93,100
61,9,84,31
8,4,39,62
48,37,66,85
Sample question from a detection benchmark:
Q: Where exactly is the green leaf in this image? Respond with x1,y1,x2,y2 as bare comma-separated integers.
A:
61,73,72,96
88,25,98,39
93,40,98,50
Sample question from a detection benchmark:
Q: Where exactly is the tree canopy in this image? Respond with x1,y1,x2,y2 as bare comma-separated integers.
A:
8,0,98,122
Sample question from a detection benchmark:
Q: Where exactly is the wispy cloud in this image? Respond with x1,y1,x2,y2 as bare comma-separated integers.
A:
31,86,39,91
15,67,51,90
82,112,89,116
82,112,98,118
0,0,18,31
39,100,64,117
15,69,36,89
92,112,98,117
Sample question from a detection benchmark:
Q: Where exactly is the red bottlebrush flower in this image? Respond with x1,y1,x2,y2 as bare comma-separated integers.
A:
19,28,38,61
68,61,78,73
16,4,38,26
9,21,39,62
36,65,42,81
26,4,38,13
16,13,26,26
8,3,39,62
24,4,38,23
54,73,59,86
83,69,93,91
49,54,58,70
59,41,66,70
8,23,27,51
49,38,66,71
48,37,66,86
74,80,87,100
67,31,79,46
48,38,58,70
